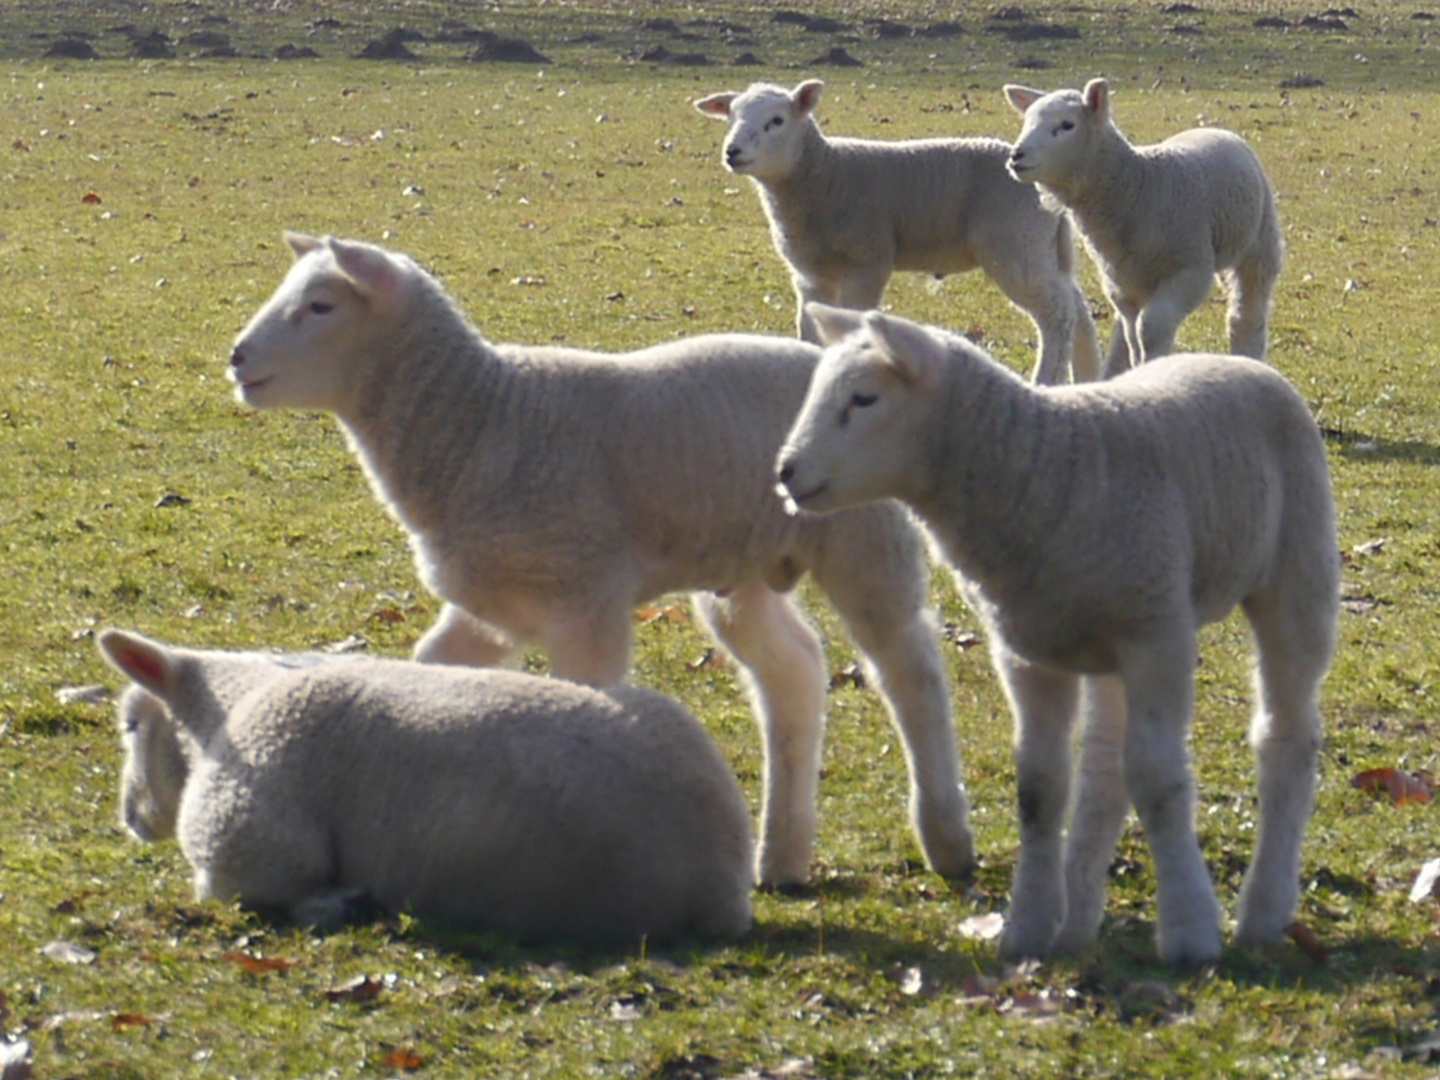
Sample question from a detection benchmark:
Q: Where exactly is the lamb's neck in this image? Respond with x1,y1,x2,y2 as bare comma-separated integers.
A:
909,359,1081,590
762,123,839,224
338,290,511,531
1044,126,1143,221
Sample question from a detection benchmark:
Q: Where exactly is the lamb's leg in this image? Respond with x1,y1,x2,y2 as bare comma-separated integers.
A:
1221,257,1278,361
543,601,634,688
1135,266,1214,363
794,277,843,344
1118,631,1222,965
988,260,1099,385
413,603,516,667
795,268,888,343
1105,319,1134,378
1233,587,1330,946
993,648,1080,959
813,552,974,879
1053,674,1131,954
694,582,828,886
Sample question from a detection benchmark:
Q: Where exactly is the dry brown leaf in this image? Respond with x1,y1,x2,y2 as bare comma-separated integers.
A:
81,192,102,205
223,952,293,975
381,1048,429,1071
1286,920,1329,965
687,647,727,672
368,607,408,625
1352,767,1433,806
110,1013,154,1032
636,603,689,626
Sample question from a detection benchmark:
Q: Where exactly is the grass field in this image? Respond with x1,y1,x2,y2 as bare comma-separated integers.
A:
2,1,1439,1077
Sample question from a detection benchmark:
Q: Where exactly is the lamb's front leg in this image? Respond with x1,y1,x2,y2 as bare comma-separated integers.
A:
694,583,828,887
1054,674,1131,954
994,649,1080,960
543,598,635,688
1119,633,1222,965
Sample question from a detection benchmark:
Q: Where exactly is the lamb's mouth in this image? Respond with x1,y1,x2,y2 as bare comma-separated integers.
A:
781,479,828,507
237,376,272,393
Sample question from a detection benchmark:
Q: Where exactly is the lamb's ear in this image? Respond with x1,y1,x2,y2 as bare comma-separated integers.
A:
97,630,182,705
1082,78,1110,120
327,237,405,304
693,91,737,118
284,231,325,259
862,311,939,387
807,302,865,347
793,79,824,116
1004,84,1044,114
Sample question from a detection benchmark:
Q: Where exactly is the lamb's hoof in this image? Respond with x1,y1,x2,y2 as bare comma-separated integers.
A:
1155,921,1222,966
998,919,1058,963
1050,921,1101,958
756,853,812,891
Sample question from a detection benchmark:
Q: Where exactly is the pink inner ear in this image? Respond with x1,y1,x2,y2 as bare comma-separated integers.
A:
115,641,167,685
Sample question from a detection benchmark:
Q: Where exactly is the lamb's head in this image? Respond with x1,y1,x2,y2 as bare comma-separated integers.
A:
693,80,822,182
776,304,943,516
1004,78,1111,189
115,685,188,843
229,233,417,413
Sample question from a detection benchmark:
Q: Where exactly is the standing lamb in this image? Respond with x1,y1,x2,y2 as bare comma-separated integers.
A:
776,304,1337,965
226,232,976,889
1005,78,1283,376
100,629,755,944
694,79,1101,385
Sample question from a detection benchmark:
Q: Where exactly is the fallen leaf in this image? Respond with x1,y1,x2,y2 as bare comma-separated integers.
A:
607,998,643,1021
110,1013,153,1032
40,940,96,965
829,662,866,690
1286,920,1329,965
324,974,384,1003
223,952,293,975
368,607,407,625
154,492,191,508
1002,988,1064,1023
1409,857,1440,903
1352,767,1433,806
322,634,369,654
957,912,1006,941
381,1048,428,1071
636,603,688,626
888,963,938,998
81,191,102,204
1351,537,1389,557
687,647,728,672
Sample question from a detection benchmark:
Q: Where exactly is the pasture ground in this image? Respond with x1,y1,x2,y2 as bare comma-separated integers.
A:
1,1,1438,1077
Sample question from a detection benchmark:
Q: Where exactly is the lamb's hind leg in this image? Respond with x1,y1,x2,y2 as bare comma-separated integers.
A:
1136,266,1215,363
1119,629,1222,965
1221,254,1279,361
990,261,1100,385
414,603,516,667
810,512,975,879
1234,584,1334,946
1054,674,1131,954
694,582,828,886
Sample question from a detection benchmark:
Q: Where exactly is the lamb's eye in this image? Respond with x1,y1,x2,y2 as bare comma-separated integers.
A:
309,301,334,315
851,393,878,409
765,116,784,131
1059,120,1075,132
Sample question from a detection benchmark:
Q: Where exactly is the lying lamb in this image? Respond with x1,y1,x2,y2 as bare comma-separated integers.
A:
101,629,754,944
226,233,975,888
1006,78,1283,375
776,304,1337,965
694,79,1101,385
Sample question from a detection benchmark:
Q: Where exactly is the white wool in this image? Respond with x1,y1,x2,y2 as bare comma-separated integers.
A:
225,233,975,888
778,305,1337,965
101,630,754,944
1006,78,1283,375
695,79,1101,384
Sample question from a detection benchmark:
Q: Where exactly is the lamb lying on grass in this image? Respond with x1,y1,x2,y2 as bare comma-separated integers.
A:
1005,78,1283,376
226,233,975,888
101,629,754,944
695,79,1101,384
776,305,1338,965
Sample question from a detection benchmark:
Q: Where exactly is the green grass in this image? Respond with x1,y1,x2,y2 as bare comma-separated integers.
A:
2,1,1439,1077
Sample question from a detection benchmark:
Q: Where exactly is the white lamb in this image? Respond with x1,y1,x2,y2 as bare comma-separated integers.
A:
776,304,1338,965
100,629,755,944
1005,78,1283,376
694,79,1101,385
225,233,975,888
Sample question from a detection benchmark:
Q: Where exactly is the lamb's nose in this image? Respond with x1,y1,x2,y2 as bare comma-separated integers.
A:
725,145,742,165
777,460,795,486
1009,148,1025,165
230,348,246,369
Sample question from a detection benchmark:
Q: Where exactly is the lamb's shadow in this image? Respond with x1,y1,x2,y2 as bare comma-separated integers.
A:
1320,425,1440,465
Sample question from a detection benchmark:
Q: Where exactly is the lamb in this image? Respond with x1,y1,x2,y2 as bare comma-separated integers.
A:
1005,78,1283,376
100,629,755,944
225,232,976,889
694,79,1101,385
776,304,1338,965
